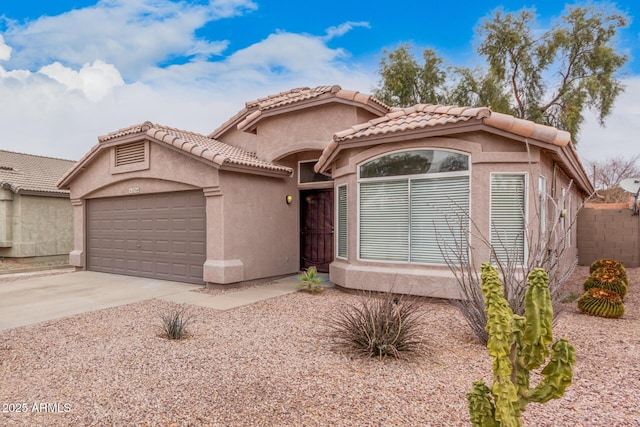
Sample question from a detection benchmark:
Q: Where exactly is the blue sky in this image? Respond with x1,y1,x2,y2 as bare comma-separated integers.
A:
1,0,639,164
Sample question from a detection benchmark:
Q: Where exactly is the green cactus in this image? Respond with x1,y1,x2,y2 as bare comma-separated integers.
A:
577,288,625,318
468,263,576,427
589,259,626,276
591,265,628,286
583,274,627,299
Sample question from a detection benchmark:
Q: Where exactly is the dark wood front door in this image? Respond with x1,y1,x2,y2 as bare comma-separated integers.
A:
300,189,334,272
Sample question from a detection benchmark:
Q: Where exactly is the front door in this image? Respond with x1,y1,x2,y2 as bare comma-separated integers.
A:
300,189,334,272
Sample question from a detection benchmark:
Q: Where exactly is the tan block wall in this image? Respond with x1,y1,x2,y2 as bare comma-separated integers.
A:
0,194,72,258
577,204,640,267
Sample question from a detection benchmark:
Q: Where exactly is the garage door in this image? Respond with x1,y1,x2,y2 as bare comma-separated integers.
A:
87,191,206,284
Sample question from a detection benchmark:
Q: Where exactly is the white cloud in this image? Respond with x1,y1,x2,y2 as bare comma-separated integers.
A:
577,77,640,164
39,60,125,102
1,0,257,79
0,35,11,61
323,21,371,41
0,26,377,161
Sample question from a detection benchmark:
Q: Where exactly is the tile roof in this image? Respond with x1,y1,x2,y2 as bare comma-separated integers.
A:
58,121,292,187
317,104,572,172
209,85,391,138
0,150,75,195
141,122,292,173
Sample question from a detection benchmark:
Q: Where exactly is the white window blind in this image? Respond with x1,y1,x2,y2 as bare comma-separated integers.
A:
337,185,348,259
410,176,470,263
359,180,409,261
491,174,526,264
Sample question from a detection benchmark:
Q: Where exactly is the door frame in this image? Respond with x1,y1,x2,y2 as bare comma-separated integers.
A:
299,188,335,273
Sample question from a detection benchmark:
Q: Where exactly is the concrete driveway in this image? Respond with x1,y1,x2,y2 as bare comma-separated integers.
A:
0,270,306,331
0,271,200,331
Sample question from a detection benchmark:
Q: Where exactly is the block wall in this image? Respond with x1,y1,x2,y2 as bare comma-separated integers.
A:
577,203,640,267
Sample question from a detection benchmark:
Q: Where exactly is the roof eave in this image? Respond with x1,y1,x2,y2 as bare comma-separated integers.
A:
219,162,293,178
14,189,71,198
238,96,389,134
316,121,484,174
208,107,250,139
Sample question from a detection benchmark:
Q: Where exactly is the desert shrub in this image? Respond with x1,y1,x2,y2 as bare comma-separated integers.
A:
577,288,625,319
297,266,324,294
327,291,425,359
160,305,192,340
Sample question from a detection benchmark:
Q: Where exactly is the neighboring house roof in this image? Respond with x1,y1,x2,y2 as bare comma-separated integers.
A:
315,104,593,194
209,85,391,138
58,121,292,188
0,150,75,196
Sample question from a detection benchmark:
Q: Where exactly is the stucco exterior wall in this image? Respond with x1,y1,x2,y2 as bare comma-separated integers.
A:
0,193,72,258
248,104,379,163
218,170,299,282
327,133,584,298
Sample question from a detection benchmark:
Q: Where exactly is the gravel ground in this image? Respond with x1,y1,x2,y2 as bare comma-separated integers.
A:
0,266,638,426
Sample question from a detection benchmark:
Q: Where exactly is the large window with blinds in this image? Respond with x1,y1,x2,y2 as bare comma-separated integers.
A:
358,150,470,264
490,173,527,264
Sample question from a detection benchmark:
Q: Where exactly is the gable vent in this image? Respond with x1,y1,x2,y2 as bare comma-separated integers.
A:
115,142,146,167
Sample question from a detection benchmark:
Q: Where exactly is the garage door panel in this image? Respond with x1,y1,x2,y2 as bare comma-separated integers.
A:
190,241,205,255
87,191,206,284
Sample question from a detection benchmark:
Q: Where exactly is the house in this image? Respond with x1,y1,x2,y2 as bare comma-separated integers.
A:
0,150,75,261
57,85,593,297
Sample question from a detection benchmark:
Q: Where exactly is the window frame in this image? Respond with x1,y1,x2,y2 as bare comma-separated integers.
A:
538,175,547,237
356,148,471,265
298,160,333,185
336,184,348,260
489,172,528,266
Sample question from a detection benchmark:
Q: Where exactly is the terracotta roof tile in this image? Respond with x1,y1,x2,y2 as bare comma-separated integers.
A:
60,122,293,188
210,85,392,137
333,104,489,143
316,104,573,174
142,122,292,174
245,85,342,110
0,150,75,195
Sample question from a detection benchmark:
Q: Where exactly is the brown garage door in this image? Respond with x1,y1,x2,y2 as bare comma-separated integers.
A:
87,191,206,284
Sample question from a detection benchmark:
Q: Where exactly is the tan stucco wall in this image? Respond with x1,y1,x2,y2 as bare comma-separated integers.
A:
328,133,584,298
217,170,299,282
0,193,72,258
218,103,380,164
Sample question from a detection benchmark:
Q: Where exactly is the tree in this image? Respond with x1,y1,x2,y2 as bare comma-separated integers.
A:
586,154,640,203
374,44,448,107
374,4,628,141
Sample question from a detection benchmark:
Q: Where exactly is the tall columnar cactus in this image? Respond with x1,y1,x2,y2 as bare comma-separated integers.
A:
468,263,576,427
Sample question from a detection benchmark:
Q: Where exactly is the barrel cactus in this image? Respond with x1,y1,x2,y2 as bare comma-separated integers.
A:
590,259,626,276
583,271,627,298
577,288,625,319
468,264,576,427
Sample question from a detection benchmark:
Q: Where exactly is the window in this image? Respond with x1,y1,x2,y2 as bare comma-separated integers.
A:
538,176,547,237
336,185,348,259
490,174,526,264
358,149,470,264
299,161,332,184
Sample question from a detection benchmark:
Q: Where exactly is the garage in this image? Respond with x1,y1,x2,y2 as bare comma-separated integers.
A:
87,191,206,284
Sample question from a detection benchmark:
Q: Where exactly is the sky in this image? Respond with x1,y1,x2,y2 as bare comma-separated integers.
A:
0,0,639,166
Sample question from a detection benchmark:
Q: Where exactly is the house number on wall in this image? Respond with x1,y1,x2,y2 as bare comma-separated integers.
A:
128,187,140,194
